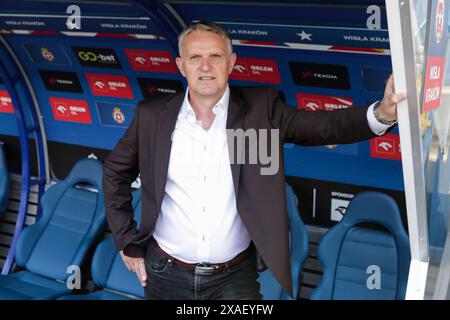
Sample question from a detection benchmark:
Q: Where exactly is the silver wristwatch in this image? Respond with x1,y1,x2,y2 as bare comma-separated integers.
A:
373,101,397,125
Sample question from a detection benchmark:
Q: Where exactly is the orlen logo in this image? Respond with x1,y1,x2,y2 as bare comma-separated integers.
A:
233,63,247,74
124,49,177,73
370,133,401,160
49,97,92,124
86,73,134,99
230,57,280,84
296,93,354,111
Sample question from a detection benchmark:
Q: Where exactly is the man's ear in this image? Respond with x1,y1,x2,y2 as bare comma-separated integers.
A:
229,53,237,74
176,57,186,77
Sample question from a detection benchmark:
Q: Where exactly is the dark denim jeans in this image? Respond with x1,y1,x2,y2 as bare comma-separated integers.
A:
144,243,262,300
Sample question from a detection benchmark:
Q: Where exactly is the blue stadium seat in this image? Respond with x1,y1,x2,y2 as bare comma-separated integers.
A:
310,191,410,300
0,143,8,214
59,189,144,300
258,183,309,300
0,158,106,300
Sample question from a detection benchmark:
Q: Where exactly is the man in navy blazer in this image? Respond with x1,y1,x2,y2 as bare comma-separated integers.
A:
103,21,406,299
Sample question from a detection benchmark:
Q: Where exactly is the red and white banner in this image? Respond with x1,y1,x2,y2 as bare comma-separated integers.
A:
370,133,401,160
0,90,14,113
296,93,354,111
86,73,134,99
49,97,92,124
124,49,178,73
230,57,281,84
422,56,446,112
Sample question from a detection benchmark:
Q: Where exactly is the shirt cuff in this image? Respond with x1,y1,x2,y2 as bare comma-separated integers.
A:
366,101,395,136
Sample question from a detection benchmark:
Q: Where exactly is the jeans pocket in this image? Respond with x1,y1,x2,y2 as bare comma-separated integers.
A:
145,245,170,273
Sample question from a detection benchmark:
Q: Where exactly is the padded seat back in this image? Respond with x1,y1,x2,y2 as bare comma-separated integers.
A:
90,189,144,298
311,191,410,300
14,158,106,282
259,184,309,300
0,143,8,213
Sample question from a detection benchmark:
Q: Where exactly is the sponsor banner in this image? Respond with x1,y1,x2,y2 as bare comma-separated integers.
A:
49,97,92,124
220,22,390,49
422,0,448,112
0,15,156,35
124,49,178,73
24,44,70,65
422,56,446,112
86,73,134,99
289,62,350,90
230,57,281,84
370,133,401,160
96,102,134,128
296,93,354,111
72,46,121,69
39,69,83,93
362,67,391,93
137,77,184,99
0,90,14,113
286,176,407,228
330,191,354,222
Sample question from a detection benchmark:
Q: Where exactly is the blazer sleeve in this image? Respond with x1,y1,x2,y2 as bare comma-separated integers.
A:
103,102,141,255
267,87,378,145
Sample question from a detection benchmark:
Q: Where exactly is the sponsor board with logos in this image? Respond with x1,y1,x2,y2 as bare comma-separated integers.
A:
49,97,92,124
296,93,354,111
124,49,178,73
72,46,121,69
0,90,14,114
24,43,71,65
289,61,351,90
370,133,401,161
39,69,83,93
137,77,184,99
86,73,134,99
286,176,407,229
230,57,281,84
96,102,135,128
421,0,448,112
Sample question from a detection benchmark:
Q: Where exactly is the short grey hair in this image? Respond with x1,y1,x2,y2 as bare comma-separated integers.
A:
178,21,233,57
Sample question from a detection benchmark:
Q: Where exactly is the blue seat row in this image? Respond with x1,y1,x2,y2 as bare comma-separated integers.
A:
0,155,410,299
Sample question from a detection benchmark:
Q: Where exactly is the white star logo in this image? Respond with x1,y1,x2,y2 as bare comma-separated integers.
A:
297,30,312,41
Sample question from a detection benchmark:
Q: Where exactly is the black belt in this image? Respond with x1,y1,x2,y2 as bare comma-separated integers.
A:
150,238,252,275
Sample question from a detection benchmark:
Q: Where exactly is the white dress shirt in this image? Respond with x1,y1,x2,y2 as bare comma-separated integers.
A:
153,87,391,263
153,86,252,263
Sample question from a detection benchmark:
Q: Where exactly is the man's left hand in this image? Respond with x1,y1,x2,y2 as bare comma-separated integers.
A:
378,74,407,122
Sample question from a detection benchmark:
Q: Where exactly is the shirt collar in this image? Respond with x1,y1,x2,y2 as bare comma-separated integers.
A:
179,85,230,121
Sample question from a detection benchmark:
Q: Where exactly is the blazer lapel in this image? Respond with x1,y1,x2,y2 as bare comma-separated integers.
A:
154,93,184,209
226,88,246,198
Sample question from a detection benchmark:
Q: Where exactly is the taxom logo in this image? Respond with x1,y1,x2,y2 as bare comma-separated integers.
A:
370,134,401,160
230,57,281,84
330,191,354,222
124,49,178,73
86,73,134,99
0,90,14,113
296,93,354,111
49,97,92,124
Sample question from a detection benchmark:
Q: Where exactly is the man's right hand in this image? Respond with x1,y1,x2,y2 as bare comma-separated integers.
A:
120,250,147,287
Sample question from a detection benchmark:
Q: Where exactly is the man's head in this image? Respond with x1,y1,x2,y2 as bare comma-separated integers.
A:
176,21,237,104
